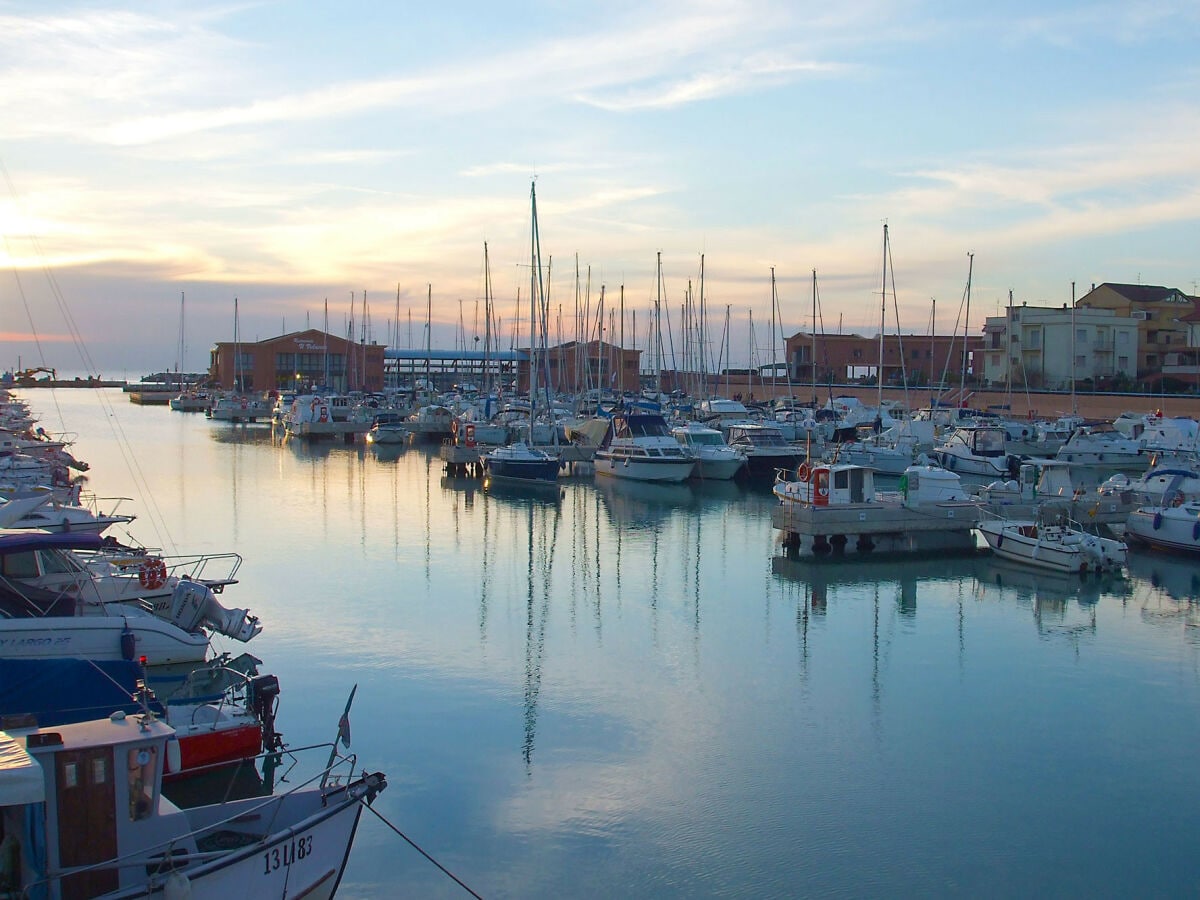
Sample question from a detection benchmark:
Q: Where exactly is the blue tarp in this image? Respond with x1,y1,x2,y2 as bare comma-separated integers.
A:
0,658,164,727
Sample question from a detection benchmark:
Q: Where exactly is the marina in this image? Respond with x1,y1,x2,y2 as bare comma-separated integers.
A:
4,388,1200,896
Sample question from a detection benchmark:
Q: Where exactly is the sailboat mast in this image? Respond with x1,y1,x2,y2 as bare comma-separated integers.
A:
960,252,974,402
1070,281,1077,415
483,242,492,399
879,224,888,411
655,251,663,399
811,270,818,406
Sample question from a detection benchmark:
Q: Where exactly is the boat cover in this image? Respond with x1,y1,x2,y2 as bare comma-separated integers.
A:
0,659,164,727
0,730,43,804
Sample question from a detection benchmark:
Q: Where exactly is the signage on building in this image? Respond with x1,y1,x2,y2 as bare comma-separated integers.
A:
295,339,328,351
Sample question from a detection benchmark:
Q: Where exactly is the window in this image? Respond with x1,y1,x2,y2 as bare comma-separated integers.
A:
1118,356,1130,370
127,745,157,821
1,551,39,578
1027,330,1041,349
1118,332,1129,345
1076,328,1087,343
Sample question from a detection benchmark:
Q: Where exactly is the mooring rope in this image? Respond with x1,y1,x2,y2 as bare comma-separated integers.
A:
360,799,484,899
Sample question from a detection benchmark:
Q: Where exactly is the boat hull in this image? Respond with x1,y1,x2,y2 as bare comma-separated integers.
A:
773,501,981,558
594,453,694,483
977,520,1127,574
485,456,561,483
106,775,383,899
693,455,746,481
1125,507,1200,554
0,615,210,665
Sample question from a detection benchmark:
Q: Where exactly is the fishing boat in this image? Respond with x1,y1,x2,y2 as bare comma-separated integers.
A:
0,703,385,899
1124,488,1200,555
772,461,981,557
976,513,1127,574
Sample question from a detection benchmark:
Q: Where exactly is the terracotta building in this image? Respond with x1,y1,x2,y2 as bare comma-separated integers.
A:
783,331,983,388
527,340,641,394
209,329,385,393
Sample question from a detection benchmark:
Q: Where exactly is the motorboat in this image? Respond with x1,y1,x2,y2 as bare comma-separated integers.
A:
364,411,409,445
593,413,696,483
208,394,272,422
671,422,746,480
0,705,385,899
933,425,1020,478
722,423,802,479
1056,421,1149,470
1125,486,1200,555
0,530,260,665
976,513,1127,574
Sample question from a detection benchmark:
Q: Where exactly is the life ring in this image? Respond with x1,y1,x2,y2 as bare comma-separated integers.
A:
816,483,829,499
1170,491,1184,508
240,398,248,410
138,559,168,590
797,462,811,481
310,399,319,416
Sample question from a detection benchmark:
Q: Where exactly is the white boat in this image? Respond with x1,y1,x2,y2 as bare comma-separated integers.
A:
364,412,408,445
594,412,695,483
977,514,1127,574
772,461,981,557
1100,465,1200,508
0,530,259,664
169,390,213,412
1125,488,1200,555
934,425,1020,477
0,705,385,899
208,394,272,422
671,422,746,480
1055,421,1149,470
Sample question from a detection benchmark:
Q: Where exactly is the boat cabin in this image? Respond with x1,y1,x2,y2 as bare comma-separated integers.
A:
1,715,195,899
941,426,1007,458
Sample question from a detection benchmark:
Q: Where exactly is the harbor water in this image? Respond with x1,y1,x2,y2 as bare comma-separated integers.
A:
27,390,1200,897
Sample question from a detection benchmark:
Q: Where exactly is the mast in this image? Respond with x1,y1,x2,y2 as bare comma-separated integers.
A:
233,296,240,392
770,268,778,399
960,252,974,403
811,270,818,406
879,224,888,413
655,252,663,399
529,181,540,439
425,284,433,394
483,242,492,403
1070,281,1077,416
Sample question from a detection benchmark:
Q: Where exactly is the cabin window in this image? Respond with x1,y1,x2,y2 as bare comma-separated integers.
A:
0,551,39,579
127,745,157,821
834,470,849,490
37,550,75,575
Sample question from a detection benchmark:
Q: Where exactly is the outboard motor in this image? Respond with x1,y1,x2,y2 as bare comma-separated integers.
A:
168,580,262,642
248,673,282,751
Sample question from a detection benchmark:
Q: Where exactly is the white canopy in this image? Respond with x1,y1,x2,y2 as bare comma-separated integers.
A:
0,731,43,805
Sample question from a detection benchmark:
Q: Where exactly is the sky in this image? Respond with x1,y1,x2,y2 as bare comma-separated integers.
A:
1,0,1198,378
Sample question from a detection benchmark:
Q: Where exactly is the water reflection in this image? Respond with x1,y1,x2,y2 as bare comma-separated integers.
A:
593,477,694,530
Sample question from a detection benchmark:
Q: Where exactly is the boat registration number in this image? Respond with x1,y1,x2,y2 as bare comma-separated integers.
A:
263,834,313,874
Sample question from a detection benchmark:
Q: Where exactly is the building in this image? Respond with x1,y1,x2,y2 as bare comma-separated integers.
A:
208,329,385,393
525,340,641,394
783,332,983,390
981,304,1139,391
1077,283,1197,379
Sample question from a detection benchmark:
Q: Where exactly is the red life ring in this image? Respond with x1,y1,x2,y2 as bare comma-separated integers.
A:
797,462,811,481
138,559,168,590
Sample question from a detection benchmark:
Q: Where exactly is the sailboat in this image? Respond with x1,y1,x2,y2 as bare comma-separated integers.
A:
484,183,561,485
831,225,919,475
210,298,271,422
169,293,212,412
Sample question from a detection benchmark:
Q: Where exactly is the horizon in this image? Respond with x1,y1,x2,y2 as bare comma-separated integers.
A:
2,2,1198,374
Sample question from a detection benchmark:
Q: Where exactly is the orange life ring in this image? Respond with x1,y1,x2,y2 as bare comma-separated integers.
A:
138,559,168,591
797,462,811,481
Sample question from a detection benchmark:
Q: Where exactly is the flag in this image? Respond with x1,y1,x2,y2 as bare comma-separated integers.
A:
337,711,351,748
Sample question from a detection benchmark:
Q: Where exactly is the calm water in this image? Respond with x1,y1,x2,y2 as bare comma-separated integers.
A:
24,390,1200,898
